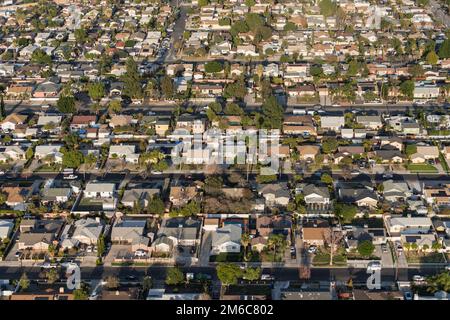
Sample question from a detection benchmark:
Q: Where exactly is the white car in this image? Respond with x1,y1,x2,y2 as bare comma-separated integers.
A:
308,246,317,254
412,275,426,283
261,274,274,281
134,250,147,257
367,261,381,271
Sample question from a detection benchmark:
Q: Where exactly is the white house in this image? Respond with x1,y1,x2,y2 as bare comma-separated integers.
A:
109,145,139,164
211,224,242,255
84,182,116,198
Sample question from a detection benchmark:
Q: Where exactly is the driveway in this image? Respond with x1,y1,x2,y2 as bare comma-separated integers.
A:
199,231,212,266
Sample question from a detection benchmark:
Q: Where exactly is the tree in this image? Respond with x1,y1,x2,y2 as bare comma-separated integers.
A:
19,273,30,291
97,234,105,257
108,100,122,114
426,51,439,65
57,96,76,113
261,95,283,129
74,28,87,45
321,173,333,185
62,150,84,168
335,203,357,223
73,282,90,300
224,102,244,116
160,76,174,99
147,196,165,215
216,263,243,286
319,0,337,17
438,39,450,59
208,102,222,114
198,0,209,6
204,61,223,73
88,82,105,101
245,0,256,6
321,137,338,154
31,49,52,65
243,267,261,281
165,267,184,285
241,233,250,259
245,13,265,30
46,268,59,284
0,95,5,121
426,271,450,293
224,78,247,100
357,240,375,257
123,57,143,99
400,80,414,100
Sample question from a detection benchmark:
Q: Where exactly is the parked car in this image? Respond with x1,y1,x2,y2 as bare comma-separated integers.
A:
134,250,147,257
381,244,388,253
308,246,317,254
261,274,274,281
412,275,426,283
367,261,381,271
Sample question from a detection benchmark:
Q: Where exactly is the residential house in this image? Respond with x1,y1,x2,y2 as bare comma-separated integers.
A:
258,183,290,207
210,224,242,255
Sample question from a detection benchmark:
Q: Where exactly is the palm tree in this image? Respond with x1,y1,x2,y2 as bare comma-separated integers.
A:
241,233,250,260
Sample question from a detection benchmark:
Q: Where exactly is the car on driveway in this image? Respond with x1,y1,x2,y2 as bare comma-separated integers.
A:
412,275,426,284
381,244,388,253
307,246,317,254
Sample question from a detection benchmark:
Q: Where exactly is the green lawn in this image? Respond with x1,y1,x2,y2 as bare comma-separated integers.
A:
439,152,450,173
405,251,446,264
407,164,438,173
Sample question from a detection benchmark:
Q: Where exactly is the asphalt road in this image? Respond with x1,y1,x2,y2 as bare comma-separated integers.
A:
0,265,446,285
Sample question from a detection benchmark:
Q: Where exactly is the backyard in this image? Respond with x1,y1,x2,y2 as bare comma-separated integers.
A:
405,251,447,264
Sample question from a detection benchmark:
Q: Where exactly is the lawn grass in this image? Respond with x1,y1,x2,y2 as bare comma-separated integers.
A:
439,152,450,173
405,251,446,264
407,164,438,173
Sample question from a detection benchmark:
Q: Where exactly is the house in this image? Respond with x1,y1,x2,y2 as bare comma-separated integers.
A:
211,224,242,255
70,115,97,131
320,116,345,131
258,183,290,207
0,146,26,162
60,217,104,249
37,115,62,128
32,81,61,98
154,217,201,252
251,236,268,252
256,215,292,239
400,233,436,251
17,219,64,251
415,145,440,160
374,150,404,163
423,184,450,207
109,145,139,164
382,180,412,203
356,115,383,129
302,219,330,246
155,119,170,136
1,186,32,210
0,219,14,240
345,226,386,250
41,187,72,203
121,187,160,208
1,113,27,131
169,186,198,207
385,216,433,236
338,186,378,208
84,182,115,198
34,145,63,163
111,218,150,252
297,145,320,161
109,115,133,128
302,184,331,209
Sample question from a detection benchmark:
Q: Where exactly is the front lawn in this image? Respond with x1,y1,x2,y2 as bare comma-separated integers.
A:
312,248,347,266
405,251,447,264
406,164,438,173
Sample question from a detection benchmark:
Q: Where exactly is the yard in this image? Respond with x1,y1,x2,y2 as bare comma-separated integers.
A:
406,164,438,173
405,251,447,264
312,247,347,266
210,252,244,262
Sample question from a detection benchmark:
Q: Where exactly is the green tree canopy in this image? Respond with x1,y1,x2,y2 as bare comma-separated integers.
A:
88,82,105,101
57,96,76,113
357,240,375,257
216,263,243,286
261,95,283,129
165,267,184,285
